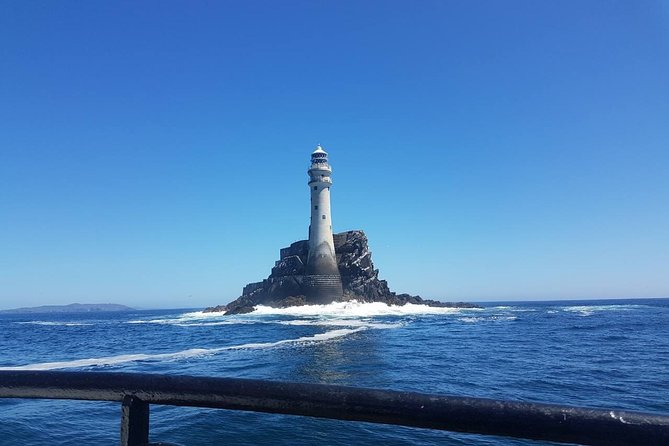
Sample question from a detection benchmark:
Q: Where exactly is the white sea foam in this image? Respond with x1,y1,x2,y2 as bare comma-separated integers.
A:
0,326,367,371
0,348,216,371
458,315,517,323
15,321,93,327
127,310,254,326
487,306,535,313
128,318,251,326
493,316,517,321
173,321,248,327
563,304,643,316
277,319,402,329
226,327,365,350
251,300,472,317
459,317,484,323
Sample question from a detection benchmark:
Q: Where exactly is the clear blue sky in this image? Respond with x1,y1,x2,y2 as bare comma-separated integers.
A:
1,1,667,310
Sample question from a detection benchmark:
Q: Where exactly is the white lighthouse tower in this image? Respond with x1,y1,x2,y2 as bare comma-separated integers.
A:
305,145,343,303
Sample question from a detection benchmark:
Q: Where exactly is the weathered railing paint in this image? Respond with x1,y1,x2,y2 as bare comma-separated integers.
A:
1,371,668,446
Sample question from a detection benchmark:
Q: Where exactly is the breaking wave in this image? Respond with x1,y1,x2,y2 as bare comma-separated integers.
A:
251,300,475,317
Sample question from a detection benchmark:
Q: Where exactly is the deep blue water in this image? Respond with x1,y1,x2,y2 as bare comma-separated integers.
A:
1,298,668,445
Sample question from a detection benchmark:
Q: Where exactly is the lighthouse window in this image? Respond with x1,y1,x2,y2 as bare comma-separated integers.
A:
314,205,318,210
322,215,326,220
313,186,317,190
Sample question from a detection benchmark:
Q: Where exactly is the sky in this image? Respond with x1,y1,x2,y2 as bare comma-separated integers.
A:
1,1,668,310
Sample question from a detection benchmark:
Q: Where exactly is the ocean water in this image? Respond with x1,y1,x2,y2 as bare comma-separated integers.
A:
0,298,668,445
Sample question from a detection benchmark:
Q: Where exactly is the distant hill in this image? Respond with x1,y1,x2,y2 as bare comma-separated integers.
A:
0,303,135,314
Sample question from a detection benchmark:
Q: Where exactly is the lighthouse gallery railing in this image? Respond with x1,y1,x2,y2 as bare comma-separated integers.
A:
0,371,667,446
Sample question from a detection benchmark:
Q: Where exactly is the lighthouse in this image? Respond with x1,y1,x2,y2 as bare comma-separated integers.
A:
304,145,343,303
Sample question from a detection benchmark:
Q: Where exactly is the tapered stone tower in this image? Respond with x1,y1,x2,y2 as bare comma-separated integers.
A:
304,145,344,303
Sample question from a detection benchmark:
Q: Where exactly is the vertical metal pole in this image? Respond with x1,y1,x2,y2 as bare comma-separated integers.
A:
120,395,149,446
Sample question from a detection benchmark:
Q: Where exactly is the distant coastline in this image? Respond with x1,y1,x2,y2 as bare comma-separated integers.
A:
0,303,135,314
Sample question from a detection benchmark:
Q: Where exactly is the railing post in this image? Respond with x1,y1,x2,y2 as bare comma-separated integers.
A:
120,395,149,446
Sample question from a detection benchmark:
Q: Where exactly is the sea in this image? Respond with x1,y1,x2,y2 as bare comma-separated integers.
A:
0,298,667,445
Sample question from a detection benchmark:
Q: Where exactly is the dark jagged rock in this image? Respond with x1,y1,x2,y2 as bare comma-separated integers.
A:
208,230,480,315
202,304,227,314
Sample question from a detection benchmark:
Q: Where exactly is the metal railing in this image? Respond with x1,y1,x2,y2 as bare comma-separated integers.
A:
1,371,668,446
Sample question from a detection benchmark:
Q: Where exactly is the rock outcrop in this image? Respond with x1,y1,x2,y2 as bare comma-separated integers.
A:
205,230,479,315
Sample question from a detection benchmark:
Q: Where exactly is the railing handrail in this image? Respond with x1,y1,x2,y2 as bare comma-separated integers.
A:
1,370,668,446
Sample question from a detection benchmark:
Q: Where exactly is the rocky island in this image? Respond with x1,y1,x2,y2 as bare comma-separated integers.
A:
205,230,479,315
205,146,479,315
